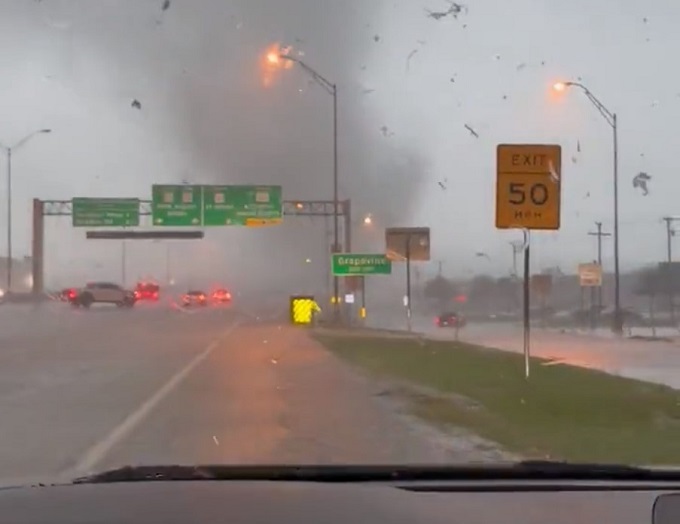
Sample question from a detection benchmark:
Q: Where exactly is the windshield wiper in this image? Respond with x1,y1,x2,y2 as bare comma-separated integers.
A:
73,461,680,485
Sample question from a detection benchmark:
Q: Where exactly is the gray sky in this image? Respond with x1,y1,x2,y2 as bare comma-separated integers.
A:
0,0,678,289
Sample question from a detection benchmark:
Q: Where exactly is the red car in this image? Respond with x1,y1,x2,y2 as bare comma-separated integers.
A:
135,282,160,301
212,288,232,303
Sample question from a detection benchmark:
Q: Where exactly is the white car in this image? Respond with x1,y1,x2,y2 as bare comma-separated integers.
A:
70,282,136,308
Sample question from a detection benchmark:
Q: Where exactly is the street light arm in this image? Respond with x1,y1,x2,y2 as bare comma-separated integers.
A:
567,82,615,127
1,129,51,152
282,56,335,95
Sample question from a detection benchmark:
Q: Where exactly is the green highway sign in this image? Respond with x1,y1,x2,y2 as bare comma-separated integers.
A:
203,185,282,226
332,253,392,276
152,184,283,227
152,185,203,226
72,198,140,227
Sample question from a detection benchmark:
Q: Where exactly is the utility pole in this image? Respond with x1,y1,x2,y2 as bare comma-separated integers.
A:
588,222,611,312
662,217,678,324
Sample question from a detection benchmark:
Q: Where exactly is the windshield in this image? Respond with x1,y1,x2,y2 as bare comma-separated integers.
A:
2,0,680,487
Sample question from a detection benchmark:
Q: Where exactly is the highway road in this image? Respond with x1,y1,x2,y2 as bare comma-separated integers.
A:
0,299,499,487
365,308,680,389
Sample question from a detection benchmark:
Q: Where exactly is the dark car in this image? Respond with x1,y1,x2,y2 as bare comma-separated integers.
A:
182,290,208,307
435,312,466,328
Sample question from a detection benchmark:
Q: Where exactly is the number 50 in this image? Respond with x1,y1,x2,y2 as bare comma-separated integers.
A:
509,182,548,205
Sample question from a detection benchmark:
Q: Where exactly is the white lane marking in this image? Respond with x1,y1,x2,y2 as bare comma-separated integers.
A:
72,320,241,475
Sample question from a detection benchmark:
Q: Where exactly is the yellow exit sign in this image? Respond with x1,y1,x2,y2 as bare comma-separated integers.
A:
495,144,562,230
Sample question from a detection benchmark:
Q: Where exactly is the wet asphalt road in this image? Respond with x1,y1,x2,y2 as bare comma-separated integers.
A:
0,300,480,486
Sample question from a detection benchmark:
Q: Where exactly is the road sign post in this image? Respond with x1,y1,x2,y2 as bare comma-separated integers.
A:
385,227,431,332
496,144,562,230
578,263,603,287
523,235,530,377
72,198,140,227
152,185,203,226
496,144,561,379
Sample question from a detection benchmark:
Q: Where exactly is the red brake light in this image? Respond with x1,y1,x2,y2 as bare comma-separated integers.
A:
226,292,231,299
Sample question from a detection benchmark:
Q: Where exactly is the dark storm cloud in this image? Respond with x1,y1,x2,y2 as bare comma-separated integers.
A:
51,0,425,212
40,0,426,287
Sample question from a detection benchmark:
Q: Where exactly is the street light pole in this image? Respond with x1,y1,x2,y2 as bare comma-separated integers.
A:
612,112,621,334
278,54,340,320
332,83,339,315
554,81,622,334
662,216,678,323
6,148,11,293
0,129,51,292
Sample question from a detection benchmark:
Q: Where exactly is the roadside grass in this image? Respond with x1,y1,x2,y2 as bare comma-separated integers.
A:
314,333,680,465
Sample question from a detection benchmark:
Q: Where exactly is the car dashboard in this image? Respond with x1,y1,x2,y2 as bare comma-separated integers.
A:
0,480,671,523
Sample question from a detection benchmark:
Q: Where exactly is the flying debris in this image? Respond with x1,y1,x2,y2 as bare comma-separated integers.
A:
131,99,142,110
373,35,381,42
380,125,394,137
427,10,448,20
426,1,467,20
437,178,448,190
577,140,581,153
632,172,651,195
516,63,527,71
161,0,170,11
464,124,479,138
361,88,375,95
475,252,490,260
406,49,419,71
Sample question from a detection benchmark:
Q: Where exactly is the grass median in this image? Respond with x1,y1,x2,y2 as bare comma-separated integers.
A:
314,332,680,465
